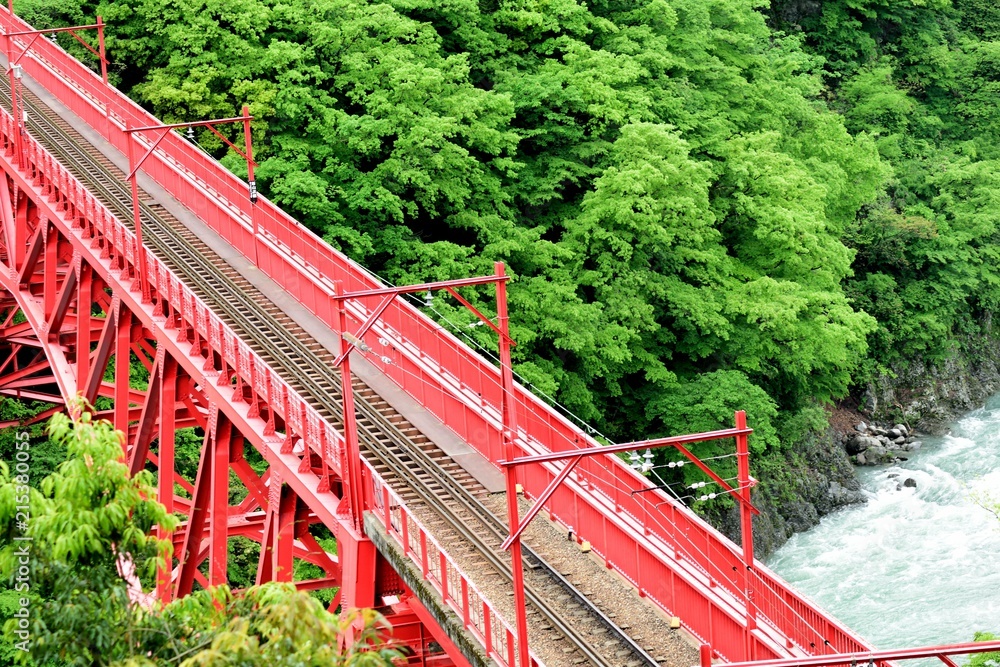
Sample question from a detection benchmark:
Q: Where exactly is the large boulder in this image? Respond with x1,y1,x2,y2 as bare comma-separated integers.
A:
845,434,880,455
855,444,895,465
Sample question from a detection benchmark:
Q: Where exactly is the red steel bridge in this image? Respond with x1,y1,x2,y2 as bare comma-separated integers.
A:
2,9,998,667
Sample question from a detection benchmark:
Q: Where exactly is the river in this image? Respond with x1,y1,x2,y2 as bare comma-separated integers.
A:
767,396,1000,650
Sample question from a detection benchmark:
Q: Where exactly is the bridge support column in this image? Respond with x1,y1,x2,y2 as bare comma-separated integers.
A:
337,516,377,610
156,355,177,603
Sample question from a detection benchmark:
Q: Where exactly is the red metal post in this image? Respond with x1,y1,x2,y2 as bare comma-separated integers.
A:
336,292,364,533
96,15,111,140
276,485,296,581
5,17,112,151
125,121,150,303
700,644,713,667
6,40,22,168
76,262,92,391
735,409,756,638
496,261,530,667
209,415,231,587
157,355,176,603
4,3,17,168
242,104,259,264
13,180,26,267
95,16,107,85
41,227,55,319
113,305,130,444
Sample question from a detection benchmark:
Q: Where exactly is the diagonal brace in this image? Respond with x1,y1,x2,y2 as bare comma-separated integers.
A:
501,454,582,551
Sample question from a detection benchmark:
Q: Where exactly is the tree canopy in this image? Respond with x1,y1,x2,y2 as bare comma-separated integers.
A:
14,0,1000,528
0,409,399,666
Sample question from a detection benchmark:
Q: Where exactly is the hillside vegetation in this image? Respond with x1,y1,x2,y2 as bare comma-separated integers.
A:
18,0,1000,514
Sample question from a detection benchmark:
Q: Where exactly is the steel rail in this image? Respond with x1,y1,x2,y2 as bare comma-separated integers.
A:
7,82,657,667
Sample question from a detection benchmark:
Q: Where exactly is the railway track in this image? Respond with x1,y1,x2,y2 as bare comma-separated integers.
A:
7,81,663,667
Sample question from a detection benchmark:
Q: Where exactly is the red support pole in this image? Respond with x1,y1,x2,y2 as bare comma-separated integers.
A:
735,409,757,641
700,644,713,667
242,104,259,265
76,262,92,392
114,305,130,445
96,16,107,85
13,184,27,268
41,227,56,319
7,42,22,170
275,485,295,581
337,295,364,533
495,261,530,667
96,16,112,141
157,355,176,603
125,121,150,303
209,415,231,587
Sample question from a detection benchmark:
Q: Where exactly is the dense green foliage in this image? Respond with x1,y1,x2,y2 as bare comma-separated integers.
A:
14,0,1000,503
4,0,1000,653
969,633,1000,667
0,410,398,666
20,0,891,452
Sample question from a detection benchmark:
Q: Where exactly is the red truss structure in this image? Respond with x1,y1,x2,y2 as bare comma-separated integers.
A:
1,7,995,667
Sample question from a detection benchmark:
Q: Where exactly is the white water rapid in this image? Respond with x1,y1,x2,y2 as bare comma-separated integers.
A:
768,397,1000,650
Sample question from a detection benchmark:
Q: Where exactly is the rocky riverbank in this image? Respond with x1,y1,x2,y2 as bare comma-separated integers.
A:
711,423,866,560
736,331,1000,560
862,331,1000,434
844,422,923,466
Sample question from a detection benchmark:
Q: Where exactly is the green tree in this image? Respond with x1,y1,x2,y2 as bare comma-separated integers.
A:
0,409,398,666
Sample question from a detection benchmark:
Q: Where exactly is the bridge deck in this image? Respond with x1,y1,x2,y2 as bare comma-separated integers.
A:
0,8,882,666
9,55,703,667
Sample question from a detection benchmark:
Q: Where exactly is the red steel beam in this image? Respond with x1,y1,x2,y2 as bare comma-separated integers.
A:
501,425,753,467
716,640,1000,667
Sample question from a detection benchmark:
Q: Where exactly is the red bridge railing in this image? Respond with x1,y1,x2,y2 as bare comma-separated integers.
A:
0,101,531,667
364,458,542,667
0,9,875,662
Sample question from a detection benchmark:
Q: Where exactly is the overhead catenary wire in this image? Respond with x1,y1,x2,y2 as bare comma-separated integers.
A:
392,289,613,441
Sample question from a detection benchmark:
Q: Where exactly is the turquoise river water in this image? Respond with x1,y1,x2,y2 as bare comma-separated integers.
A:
768,396,1000,649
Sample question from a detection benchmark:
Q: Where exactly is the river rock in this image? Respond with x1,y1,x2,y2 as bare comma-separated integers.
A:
893,435,906,444
845,434,880,455
894,424,909,436
828,480,858,505
888,428,902,439
903,478,917,488
855,422,868,433
859,444,895,465
907,441,922,451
